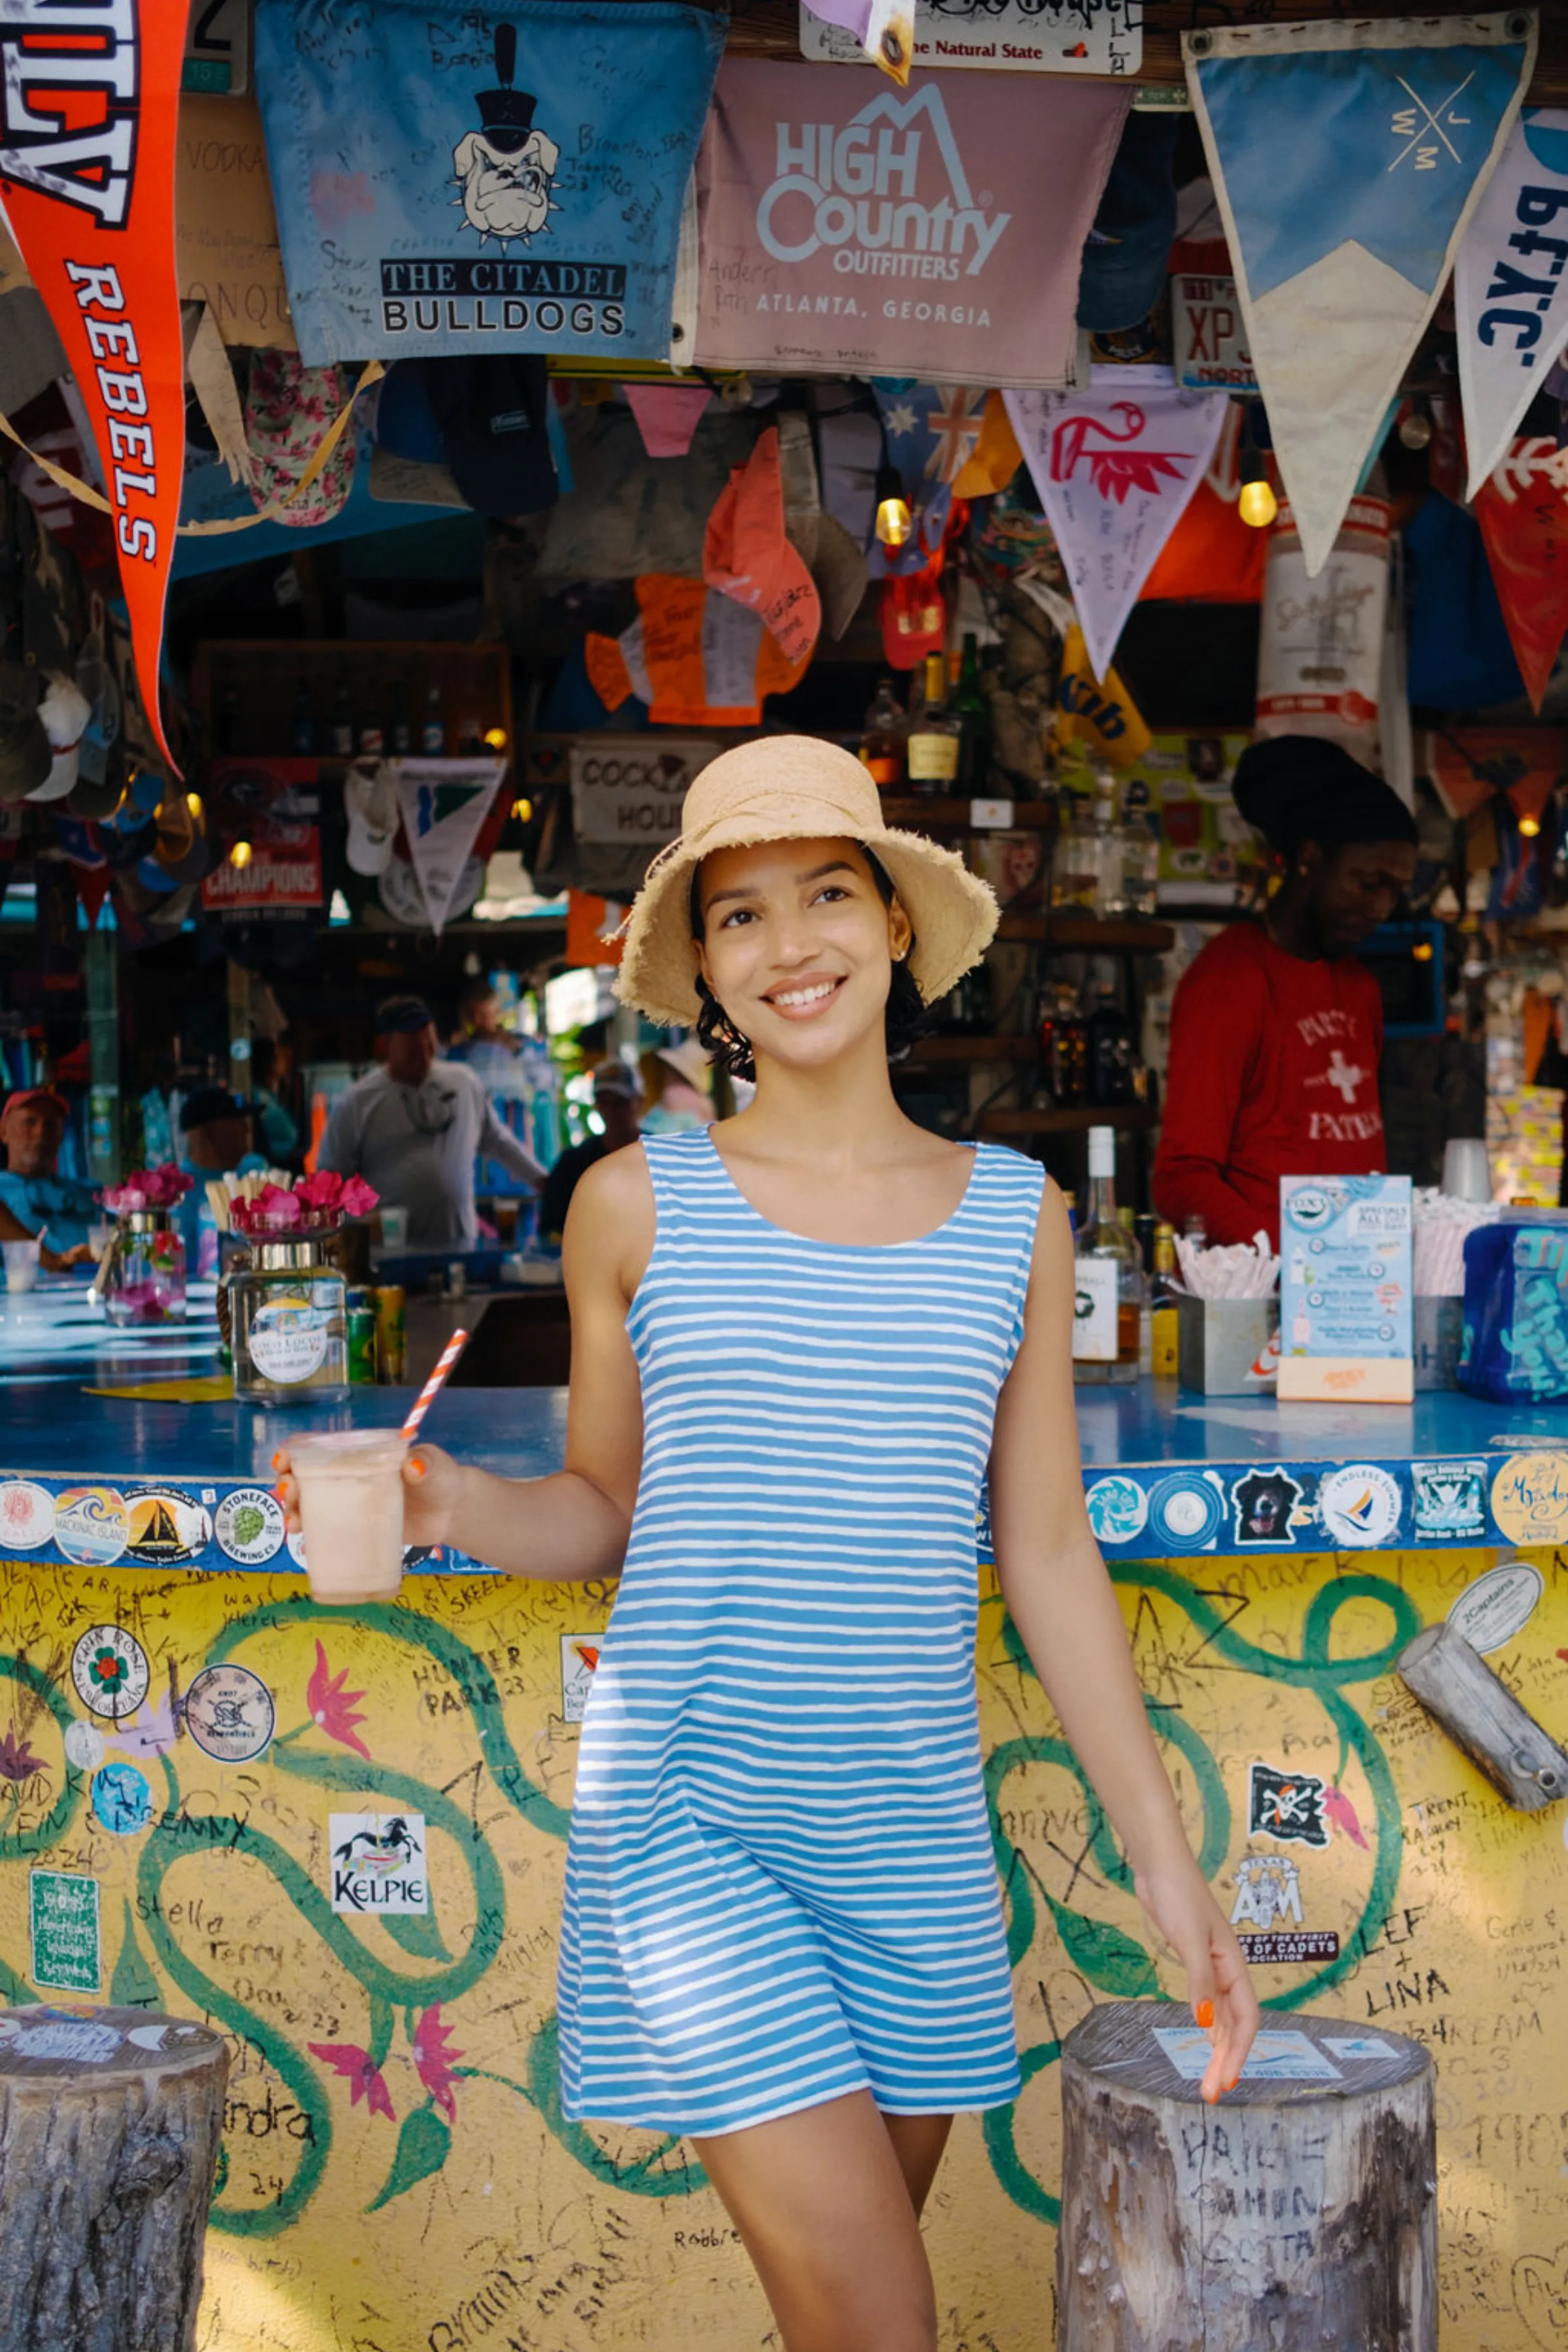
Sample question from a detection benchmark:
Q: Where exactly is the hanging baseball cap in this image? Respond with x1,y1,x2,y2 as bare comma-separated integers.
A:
22,672,90,803
1076,113,1179,335
374,362,448,465
422,355,559,519
245,351,359,529
0,694,51,803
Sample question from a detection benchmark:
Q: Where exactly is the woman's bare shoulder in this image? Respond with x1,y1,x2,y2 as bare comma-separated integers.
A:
563,1141,657,1293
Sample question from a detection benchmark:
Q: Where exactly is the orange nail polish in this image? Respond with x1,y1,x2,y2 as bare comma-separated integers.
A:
408,1457,427,1482
271,1448,285,1471
1227,2076,1239,2091
1196,1999,1215,2029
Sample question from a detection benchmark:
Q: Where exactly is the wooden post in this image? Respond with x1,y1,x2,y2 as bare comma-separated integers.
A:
0,2005,227,2351
1056,1999,1435,2352
1399,1618,1568,1811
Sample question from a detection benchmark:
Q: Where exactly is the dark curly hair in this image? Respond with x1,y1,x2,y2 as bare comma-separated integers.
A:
689,845,929,1083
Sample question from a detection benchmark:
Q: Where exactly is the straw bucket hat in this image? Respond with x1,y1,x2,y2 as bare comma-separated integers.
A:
615,736,999,1026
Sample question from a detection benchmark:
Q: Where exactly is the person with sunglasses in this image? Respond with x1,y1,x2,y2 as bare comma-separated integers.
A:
318,994,544,1249
1154,735,1419,1249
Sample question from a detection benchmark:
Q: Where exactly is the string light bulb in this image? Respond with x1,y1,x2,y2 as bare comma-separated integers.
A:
874,463,912,549
229,839,253,870
185,791,203,819
1238,406,1277,529
511,796,532,823
1518,812,1542,838
1411,939,1434,962
483,727,508,749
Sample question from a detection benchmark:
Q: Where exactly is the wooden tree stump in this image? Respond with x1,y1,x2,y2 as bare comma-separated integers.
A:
1056,2000,1435,2352
0,2004,227,2351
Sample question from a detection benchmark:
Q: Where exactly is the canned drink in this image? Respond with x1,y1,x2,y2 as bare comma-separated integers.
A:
374,1284,407,1384
346,1292,378,1386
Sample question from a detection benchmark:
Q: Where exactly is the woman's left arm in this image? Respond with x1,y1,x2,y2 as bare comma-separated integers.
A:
988,1180,1259,2102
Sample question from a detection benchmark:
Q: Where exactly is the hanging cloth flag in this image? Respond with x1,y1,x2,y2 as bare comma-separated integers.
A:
393,759,506,936
253,0,723,364
0,0,188,775
1471,433,1568,707
704,426,822,668
1184,14,1536,580
623,384,712,460
798,0,914,85
1005,384,1228,682
1055,624,1151,767
1456,108,1568,498
696,61,1127,389
586,576,810,725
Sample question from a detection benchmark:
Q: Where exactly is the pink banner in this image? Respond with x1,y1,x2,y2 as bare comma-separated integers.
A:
695,61,1127,388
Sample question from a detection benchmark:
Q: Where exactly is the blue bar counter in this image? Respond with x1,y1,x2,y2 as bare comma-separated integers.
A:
2,1275,1564,1570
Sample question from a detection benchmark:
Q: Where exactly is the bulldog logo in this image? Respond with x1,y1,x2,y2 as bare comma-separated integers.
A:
452,24,560,249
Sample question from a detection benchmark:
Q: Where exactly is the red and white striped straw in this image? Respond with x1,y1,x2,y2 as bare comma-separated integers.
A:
400,1327,469,1444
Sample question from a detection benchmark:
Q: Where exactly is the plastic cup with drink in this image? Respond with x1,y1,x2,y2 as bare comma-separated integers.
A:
289,1429,410,1605
3,1239,41,1295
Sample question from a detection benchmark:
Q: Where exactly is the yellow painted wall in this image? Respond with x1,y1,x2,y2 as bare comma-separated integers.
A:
0,1546,1563,2351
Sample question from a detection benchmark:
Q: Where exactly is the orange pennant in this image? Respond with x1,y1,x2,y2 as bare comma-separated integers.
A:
0,0,188,774
704,426,821,668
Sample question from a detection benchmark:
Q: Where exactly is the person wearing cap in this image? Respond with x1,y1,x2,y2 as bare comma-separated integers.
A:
280,736,1255,2336
177,1086,267,1278
1154,736,1420,1249
318,995,544,1249
535,1060,643,1243
0,1088,98,1264
638,1034,714,1136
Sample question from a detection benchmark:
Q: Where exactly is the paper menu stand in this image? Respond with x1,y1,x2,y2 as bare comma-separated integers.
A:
1278,1174,1414,1405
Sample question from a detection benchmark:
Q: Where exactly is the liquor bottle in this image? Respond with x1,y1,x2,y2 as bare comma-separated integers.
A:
906,652,960,796
1089,774,1124,917
330,684,353,758
391,705,412,757
1150,1223,1181,1381
1072,1125,1145,1386
1119,774,1160,916
859,677,906,790
358,712,385,758
1049,981,1088,1108
1087,981,1137,1105
290,684,316,755
1051,790,1096,912
952,632,990,794
420,684,446,755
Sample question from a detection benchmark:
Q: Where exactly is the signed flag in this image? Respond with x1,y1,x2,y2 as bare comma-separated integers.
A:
1185,14,1535,577
0,0,187,772
1471,434,1568,706
1456,106,1568,498
1006,383,1228,682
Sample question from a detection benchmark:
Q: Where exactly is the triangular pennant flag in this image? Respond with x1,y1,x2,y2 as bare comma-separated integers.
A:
1472,433,1568,709
393,759,504,936
1186,14,1536,578
623,383,711,459
1457,108,1568,499
1005,384,1228,681
704,426,821,666
1056,623,1151,768
952,391,1024,500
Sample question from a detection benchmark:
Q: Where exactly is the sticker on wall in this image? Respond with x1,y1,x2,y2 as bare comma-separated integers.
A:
184,1664,276,1763
91,1762,155,1837
1491,1451,1568,1547
1228,1852,1339,1962
124,1489,213,1565
1448,1558,1545,1654
1231,1467,1303,1547
71,1627,151,1722
1248,1761,1329,1849
1146,1471,1225,1552
0,1480,56,1551
1411,1458,1488,1542
329,1812,429,1915
1084,1475,1149,1545
215,1487,287,1566
62,1722,105,1774
561,1637,601,1724
1316,1464,1402,1548
53,1488,131,1568
29,1869,101,1994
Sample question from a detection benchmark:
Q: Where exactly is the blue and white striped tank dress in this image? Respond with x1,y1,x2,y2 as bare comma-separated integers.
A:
557,1126,1045,2137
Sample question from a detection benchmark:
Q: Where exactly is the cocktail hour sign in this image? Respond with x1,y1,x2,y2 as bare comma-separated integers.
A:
695,60,1127,387
253,0,722,363
0,0,187,773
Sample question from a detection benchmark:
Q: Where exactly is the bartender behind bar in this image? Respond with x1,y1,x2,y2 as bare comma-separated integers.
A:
1154,736,1419,1247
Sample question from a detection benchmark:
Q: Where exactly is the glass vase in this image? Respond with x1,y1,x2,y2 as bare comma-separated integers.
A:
229,1235,349,1406
103,1209,187,1325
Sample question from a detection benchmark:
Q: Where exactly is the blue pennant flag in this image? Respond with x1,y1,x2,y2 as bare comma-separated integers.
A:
1186,12,1536,575
255,0,723,365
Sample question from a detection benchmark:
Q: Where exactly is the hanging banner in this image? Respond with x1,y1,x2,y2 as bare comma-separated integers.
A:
1255,497,1389,763
704,427,821,666
569,737,717,846
1005,384,1228,683
1056,624,1151,768
694,60,1127,389
1140,400,1268,606
800,0,1142,78
1472,434,1568,706
253,0,723,365
1184,14,1536,579
1456,107,1568,499
200,760,323,912
394,759,506,935
0,0,188,774
586,579,808,727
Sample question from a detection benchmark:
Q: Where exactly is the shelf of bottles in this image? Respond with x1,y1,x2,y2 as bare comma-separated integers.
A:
191,643,515,767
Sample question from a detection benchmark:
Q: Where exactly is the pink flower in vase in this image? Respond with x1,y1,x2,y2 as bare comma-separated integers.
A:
294,1170,344,1216
338,1177,380,1218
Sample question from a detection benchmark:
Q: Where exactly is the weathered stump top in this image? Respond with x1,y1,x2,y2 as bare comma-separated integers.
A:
0,2006,223,2089
1062,1999,1431,2109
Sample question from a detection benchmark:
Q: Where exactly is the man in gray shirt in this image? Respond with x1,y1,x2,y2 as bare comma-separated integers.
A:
318,996,544,1248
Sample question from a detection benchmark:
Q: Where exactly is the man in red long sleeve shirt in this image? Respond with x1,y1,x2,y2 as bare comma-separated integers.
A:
1154,736,1418,1249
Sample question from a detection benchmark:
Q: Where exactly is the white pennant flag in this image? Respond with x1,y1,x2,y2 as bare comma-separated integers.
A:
393,759,505,936
1005,384,1228,681
1456,108,1568,500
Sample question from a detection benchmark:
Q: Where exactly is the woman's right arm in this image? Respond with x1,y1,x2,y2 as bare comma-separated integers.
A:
278,1145,652,1583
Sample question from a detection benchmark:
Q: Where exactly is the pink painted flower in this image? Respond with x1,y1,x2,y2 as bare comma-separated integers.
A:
308,2041,395,2121
412,2005,464,2120
306,1640,371,1761
1324,1786,1367,1850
